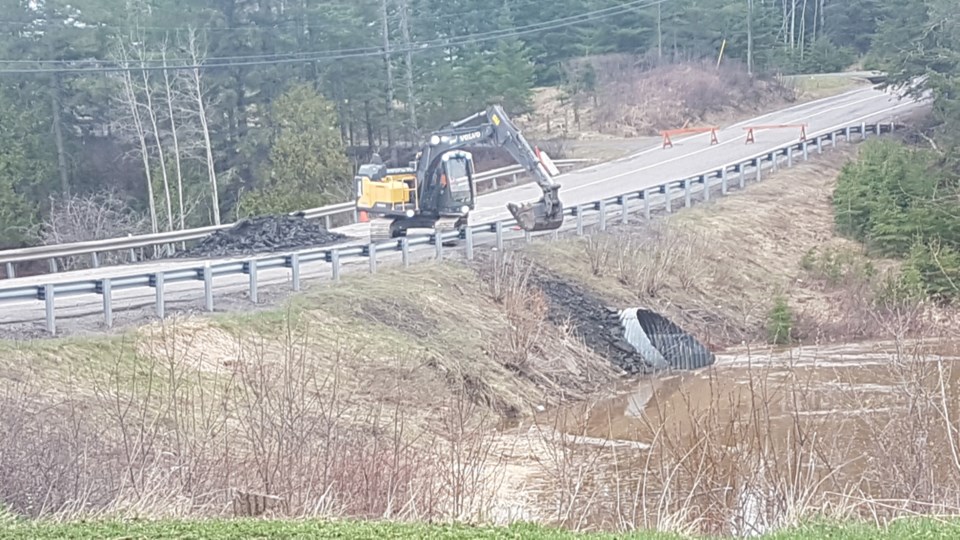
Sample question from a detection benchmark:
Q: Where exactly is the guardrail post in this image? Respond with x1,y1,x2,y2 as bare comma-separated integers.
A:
4,262,13,279
48,258,58,274
803,141,810,161
324,215,332,230
203,264,214,311
738,166,746,189
702,176,710,202
576,206,584,235
598,200,607,231
875,121,882,137
247,260,259,303
721,169,728,196
643,191,651,220
401,238,410,267
621,196,630,224
434,230,444,259
465,227,474,260
816,136,823,155
129,247,137,263
43,285,55,335
861,122,867,140
101,279,113,329
684,180,692,208
787,147,794,168
91,252,99,268
664,185,672,213
290,254,301,292
490,176,499,191
331,251,341,282
369,244,379,273
756,162,762,182
829,132,836,149
495,222,504,250
845,126,851,141
771,152,779,172
154,272,165,319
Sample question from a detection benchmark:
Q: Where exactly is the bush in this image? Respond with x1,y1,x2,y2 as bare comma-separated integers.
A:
767,296,794,346
833,140,960,301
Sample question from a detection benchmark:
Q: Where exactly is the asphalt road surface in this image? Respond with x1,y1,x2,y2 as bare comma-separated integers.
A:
0,84,927,335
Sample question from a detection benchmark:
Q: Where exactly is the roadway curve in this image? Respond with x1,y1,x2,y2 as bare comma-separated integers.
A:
0,85,927,334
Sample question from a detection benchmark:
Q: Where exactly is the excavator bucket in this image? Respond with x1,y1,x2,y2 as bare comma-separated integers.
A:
507,199,564,232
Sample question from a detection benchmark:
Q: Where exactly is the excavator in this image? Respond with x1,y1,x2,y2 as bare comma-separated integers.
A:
354,105,564,242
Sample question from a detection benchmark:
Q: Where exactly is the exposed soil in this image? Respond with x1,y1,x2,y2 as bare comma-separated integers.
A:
175,215,348,259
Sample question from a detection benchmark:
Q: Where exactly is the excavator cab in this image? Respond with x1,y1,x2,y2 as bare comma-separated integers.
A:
435,150,476,216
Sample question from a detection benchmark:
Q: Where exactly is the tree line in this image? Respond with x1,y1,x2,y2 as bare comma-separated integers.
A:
0,0,950,250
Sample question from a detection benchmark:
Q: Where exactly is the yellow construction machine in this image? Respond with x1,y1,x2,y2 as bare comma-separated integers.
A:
354,105,564,242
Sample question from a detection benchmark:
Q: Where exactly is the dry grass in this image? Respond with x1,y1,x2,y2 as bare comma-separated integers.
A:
0,258,620,523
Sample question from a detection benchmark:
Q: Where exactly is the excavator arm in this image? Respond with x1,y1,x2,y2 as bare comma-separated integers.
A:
416,105,564,232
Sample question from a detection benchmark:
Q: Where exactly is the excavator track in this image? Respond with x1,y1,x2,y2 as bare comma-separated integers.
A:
433,217,463,246
369,217,397,243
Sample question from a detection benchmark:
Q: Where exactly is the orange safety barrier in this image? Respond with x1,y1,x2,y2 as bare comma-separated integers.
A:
661,126,720,149
743,124,807,144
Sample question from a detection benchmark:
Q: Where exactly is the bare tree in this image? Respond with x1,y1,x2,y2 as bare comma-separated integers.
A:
161,40,186,231
186,28,221,226
113,39,159,235
132,36,175,233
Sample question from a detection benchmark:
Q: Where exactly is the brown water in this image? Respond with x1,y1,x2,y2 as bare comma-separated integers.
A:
507,339,960,535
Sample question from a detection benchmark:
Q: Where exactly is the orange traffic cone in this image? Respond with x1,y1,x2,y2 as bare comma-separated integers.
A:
359,210,369,222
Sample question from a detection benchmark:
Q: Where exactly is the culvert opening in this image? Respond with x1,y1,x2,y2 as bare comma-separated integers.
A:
534,274,715,373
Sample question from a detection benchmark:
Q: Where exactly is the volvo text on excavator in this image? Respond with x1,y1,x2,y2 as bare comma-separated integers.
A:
354,105,564,242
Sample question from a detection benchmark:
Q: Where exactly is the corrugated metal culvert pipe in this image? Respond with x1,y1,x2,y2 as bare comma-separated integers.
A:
617,308,716,371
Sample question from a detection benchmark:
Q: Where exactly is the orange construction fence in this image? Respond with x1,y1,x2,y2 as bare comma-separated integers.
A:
743,124,807,144
660,126,719,149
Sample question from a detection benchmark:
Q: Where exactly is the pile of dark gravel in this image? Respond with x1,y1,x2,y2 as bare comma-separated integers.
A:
176,215,348,259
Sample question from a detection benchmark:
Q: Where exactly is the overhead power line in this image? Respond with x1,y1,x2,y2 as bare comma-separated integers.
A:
0,0,667,75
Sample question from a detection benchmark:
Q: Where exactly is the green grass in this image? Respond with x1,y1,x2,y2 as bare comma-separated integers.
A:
3,519,960,540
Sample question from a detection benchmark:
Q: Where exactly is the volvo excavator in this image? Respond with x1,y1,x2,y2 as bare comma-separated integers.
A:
354,105,564,242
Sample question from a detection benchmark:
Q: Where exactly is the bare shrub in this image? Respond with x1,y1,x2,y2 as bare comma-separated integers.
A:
607,223,707,298
40,191,151,271
583,58,792,136
535,138,570,160
484,253,549,371
584,235,611,277
1,315,515,522
433,381,506,521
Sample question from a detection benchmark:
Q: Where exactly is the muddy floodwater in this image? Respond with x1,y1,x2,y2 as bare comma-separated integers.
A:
508,339,960,536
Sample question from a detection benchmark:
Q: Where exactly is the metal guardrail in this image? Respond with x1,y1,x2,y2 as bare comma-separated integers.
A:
0,122,897,335
0,159,593,279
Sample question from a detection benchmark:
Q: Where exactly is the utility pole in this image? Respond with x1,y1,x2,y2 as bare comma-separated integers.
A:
381,0,397,164
747,0,754,75
398,0,419,139
657,3,663,61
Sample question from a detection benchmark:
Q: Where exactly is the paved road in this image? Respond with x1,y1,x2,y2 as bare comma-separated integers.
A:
0,84,927,333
